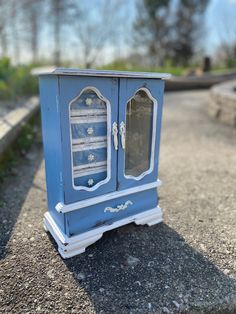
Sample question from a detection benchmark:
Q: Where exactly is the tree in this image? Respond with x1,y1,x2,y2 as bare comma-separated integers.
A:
49,0,78,66
133,0,172,67
0,1,10,57
170,0,209,66
74,0,127,68
134,0,209,67
22,0,45,63
9,0,24,63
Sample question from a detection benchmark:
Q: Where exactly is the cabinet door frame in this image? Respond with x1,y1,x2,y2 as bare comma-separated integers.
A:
69,85,112,192
117,78,164,190
59,76,118,204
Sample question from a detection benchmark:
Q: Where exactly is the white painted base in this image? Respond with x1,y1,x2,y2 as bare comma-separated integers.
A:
44,207,163,259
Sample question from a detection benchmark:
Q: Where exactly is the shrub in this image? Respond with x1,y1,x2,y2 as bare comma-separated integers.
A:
0,57,38,101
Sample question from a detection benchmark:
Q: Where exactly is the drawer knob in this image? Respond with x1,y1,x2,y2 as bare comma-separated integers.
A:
87,127,94,135
88,178,94,186
85,98,93,106
88,153,95,162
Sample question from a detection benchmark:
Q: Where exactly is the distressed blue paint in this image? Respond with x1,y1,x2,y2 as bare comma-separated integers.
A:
59,76,118,204
118,78,164,190
71,122,107,139
65,189,158,236
73,147,107,166
74,171,107,188
70,90,106,110
39,70,166,245
39,76,65,231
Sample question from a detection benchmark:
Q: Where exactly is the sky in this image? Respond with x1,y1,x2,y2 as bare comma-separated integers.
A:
10,0,236,65
206,0,236,54
105,0,236,63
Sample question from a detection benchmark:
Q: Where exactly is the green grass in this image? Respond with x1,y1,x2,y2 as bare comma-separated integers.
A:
0,113,41,183
99,60,188,76
99,58,236,76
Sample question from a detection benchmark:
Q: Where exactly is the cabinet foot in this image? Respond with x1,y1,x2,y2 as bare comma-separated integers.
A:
134,206,163,226
43,207,163,258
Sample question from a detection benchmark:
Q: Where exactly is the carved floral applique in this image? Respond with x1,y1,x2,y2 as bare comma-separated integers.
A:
85,98,93,106
88,179,94,186
87,127,94,135
88,154,95,162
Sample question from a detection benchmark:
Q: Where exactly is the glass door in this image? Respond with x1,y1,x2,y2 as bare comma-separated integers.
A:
59,76,119,204
70,87,109,190
117,78,164,190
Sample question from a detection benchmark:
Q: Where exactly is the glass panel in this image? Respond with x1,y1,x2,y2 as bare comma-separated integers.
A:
70,88,108,189
125,89,154,177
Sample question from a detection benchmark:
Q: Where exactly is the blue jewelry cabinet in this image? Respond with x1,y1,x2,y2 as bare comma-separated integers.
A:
39,69,170,258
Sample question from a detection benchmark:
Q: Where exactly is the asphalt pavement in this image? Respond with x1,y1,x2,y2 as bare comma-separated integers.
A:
0,90,235,313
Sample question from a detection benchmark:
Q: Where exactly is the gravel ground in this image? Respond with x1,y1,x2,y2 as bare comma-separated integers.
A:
0,90,235,314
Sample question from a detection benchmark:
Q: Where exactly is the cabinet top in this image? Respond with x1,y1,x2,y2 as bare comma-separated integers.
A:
39,68,171,80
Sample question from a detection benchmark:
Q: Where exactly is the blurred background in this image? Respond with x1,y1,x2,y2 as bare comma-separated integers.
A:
0,0,236,99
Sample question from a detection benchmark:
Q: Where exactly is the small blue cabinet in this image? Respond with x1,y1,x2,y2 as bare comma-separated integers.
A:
39,68,170,258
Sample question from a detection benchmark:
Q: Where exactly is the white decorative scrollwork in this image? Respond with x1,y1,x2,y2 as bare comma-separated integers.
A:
104,200,133,213
112,122,118,150
119,121,126,150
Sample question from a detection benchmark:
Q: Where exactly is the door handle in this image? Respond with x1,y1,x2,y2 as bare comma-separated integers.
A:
112,122,118,150
119,121,126,150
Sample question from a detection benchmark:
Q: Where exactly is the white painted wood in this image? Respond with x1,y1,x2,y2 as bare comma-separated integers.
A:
68,86,111,192
44,206,163,258
112,122,118,150
72,141,106,152
71,109,107,117
55,180,162,213
119,121,126,150
73,160,107,171
124,87,158,181
40,68,171,80
72,136,107,145
74,165,107,178
70,115,107,124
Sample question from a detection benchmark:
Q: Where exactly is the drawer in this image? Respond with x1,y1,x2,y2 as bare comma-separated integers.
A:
71,122,107,140
70,92,107,110
66,188,158,236
72,147,107,167
74,171,107,188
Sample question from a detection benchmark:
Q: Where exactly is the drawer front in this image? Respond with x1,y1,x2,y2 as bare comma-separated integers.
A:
70,90,107,110
74,171,107,188
72,147,107,167
66,188,158,236
71,122,107,140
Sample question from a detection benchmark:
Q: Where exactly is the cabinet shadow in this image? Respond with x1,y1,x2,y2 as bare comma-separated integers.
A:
63,222,236,313
0,148,43,259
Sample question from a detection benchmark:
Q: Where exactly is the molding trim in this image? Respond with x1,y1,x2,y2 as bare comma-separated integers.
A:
68,86,111,192
72,141,106,151
44,206,163,258
124,87,158,181
70,115,106,123
55,180,162,213
72,136,107,145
